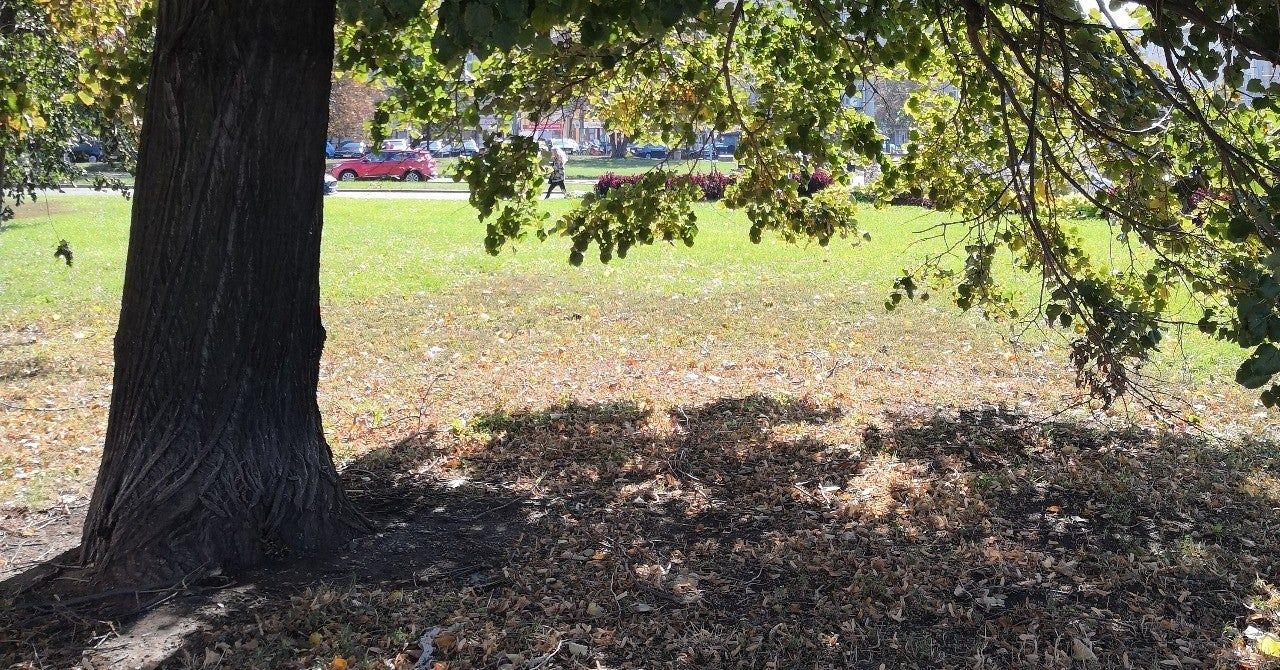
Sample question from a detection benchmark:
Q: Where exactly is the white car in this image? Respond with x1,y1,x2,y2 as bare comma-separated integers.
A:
381,138,410,151
550,138,580,154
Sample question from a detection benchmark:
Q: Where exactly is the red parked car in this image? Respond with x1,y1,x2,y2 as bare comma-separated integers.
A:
330,150,437,183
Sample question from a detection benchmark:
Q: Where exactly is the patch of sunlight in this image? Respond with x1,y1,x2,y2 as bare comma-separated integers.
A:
837,452,915,522
1241,470,1280,504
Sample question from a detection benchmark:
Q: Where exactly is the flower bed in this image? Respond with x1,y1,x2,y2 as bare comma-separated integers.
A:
594,169,834,201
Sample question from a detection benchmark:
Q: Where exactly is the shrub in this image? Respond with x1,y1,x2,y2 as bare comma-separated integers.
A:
595,169,836,201
594,171,738,201
1189,186,1232,209
796,169,834,194
594,172,640,195
889,192,934,208
690,171,735,200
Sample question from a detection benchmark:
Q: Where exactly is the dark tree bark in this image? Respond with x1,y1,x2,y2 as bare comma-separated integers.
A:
80,0,367,584
1,145,7,221
610,131,629,158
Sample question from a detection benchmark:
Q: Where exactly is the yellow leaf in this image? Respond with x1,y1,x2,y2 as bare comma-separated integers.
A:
1259,633,1280,657
331,655,349,670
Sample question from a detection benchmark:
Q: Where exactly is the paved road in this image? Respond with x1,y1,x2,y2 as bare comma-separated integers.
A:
42,186,587,201
332,190,472,200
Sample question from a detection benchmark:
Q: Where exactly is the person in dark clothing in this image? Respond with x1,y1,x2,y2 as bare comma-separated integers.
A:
545,143,568,198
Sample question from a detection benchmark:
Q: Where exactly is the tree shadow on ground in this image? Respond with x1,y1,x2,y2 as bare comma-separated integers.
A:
2,396,1278,669
0,426,532,668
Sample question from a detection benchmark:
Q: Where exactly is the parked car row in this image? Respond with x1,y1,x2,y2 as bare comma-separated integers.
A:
331,140,367,158
629,143,669,159
421,139,481,157
626,137,739,160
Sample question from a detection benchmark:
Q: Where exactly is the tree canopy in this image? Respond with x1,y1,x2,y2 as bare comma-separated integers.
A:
10,0,1280,407
0,0,145,219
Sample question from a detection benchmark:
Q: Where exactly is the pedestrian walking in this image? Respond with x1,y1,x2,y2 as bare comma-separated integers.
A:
545,143,568,198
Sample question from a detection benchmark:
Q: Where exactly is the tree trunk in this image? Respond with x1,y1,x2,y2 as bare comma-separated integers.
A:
1,145,7,223
80,0,367,585
611,131,629,158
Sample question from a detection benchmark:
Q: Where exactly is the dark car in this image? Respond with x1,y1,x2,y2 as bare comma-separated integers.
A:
629,143,668,159
68,139,104,163
701,140,737,159
427,141,457,157
333,140,367,158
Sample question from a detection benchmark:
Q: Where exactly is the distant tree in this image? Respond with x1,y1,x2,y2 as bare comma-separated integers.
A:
609,131,629,158
327,75,378,142
31,0,1280,585
869,79,918,146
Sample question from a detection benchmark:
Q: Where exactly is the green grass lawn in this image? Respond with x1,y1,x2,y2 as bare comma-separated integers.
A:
0,194,1242,376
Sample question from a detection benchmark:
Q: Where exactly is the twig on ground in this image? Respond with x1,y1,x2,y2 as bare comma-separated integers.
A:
0,399,95,412
461,498,524,522
526,640,565,669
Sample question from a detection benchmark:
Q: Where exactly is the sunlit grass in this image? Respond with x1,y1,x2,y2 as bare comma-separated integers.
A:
0,194,1248,383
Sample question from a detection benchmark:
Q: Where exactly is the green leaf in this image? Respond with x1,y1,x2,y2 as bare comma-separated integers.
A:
464,4,495,38
1236,344,1280,389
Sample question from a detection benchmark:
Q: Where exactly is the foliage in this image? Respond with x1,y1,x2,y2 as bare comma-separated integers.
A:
801,169,835,193
549,171,701,264
455,134,549,254
38,0,1280,407
868,77,919,140
0,0,145,222
0,1,83,221
1056,193,1103,220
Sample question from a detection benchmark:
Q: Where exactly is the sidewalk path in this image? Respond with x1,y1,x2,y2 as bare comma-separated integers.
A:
39,187,586,201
